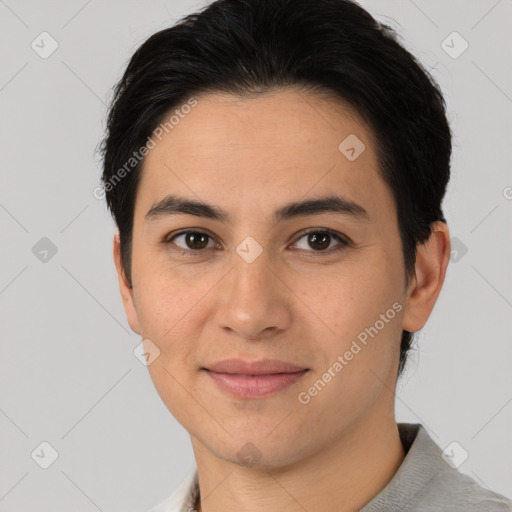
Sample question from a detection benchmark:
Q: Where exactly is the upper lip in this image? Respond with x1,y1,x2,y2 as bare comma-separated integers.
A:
204,358,308,375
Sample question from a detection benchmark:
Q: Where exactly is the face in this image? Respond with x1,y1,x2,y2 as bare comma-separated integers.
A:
114,89,429,467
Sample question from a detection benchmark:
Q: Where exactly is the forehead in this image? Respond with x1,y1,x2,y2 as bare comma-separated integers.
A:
135,89,391,221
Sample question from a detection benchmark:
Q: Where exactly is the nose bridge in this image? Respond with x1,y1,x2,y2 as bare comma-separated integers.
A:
231,231,274,292
233,247,272,298
215,244,291,339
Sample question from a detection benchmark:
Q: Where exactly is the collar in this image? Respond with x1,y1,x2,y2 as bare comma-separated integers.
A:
150,423,449,512
360,422,447,511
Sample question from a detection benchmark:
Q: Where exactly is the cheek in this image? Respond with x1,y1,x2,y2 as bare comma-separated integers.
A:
297,287,402,428
297,258,404,387
133,256,208,337
299,257,400,334
145,357,206,437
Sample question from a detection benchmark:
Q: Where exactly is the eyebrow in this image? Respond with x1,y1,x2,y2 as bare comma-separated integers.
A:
145,194,370,224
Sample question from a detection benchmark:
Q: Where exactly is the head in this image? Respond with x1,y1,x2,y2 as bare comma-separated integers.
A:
100,0,451,467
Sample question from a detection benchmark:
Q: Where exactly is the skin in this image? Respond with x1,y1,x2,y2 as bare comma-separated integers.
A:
113,88,450,512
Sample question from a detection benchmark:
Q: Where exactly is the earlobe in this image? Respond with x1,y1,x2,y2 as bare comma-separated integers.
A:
402,221,451,333
113,232,141,335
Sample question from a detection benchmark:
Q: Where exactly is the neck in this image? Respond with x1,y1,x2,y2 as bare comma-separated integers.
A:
191,408,405,512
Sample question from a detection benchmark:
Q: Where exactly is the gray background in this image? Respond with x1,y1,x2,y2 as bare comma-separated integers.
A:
1,0,511,510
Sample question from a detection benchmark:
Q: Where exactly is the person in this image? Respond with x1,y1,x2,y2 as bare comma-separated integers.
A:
99,0,512,510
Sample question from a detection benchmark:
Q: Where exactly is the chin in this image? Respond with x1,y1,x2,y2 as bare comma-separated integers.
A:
201,433,312,470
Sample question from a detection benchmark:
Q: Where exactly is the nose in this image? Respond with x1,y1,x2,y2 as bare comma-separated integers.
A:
214,251,292,341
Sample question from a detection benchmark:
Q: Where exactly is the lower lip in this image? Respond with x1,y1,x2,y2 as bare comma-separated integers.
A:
204,369,309,399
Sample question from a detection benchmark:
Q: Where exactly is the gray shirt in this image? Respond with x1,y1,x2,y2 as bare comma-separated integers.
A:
149,422,511,511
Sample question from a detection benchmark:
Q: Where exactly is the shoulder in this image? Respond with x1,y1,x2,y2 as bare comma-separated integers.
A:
362,423,511,512
398,423,512,511
414,465,512,511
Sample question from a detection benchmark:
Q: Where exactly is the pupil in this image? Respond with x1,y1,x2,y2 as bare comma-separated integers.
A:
309,232,330,250
187,232,208,250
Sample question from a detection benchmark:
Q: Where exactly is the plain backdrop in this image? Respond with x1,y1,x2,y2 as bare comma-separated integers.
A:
1,0,511,510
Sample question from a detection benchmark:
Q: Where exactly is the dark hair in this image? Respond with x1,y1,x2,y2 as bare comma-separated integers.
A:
99,0,452,378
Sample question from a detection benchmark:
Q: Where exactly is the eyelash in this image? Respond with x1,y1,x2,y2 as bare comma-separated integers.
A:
164,229,352,257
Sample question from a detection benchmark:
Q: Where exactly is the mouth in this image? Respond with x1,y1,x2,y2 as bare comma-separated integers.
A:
202,359,310,399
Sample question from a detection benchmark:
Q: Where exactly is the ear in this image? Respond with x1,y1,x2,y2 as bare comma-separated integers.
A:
113,232,141,335
402,221,451,333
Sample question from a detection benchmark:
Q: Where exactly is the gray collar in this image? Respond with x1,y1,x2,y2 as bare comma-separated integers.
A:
360,422,447,511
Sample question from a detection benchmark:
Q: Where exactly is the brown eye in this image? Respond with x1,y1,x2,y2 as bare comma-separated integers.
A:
184,232,209,250
168,231,216,252
293,229,350,254
307,232,331,250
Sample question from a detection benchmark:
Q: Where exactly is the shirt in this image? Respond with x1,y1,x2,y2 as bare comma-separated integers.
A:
148,422,512,512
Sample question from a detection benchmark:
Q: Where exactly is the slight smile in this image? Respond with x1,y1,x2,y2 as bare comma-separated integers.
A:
202,358,310,399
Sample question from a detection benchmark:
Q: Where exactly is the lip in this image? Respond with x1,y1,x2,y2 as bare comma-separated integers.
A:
202,358,309,399
204,358,308,375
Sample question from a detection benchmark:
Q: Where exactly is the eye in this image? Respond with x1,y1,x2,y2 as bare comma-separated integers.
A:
164,228,351,257
291,229,351,254
166,230,218,254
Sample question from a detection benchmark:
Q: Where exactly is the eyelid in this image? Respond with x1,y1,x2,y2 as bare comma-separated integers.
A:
290,228,352,253
165,228,215,243
293,227,352,245
164,229,220,251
